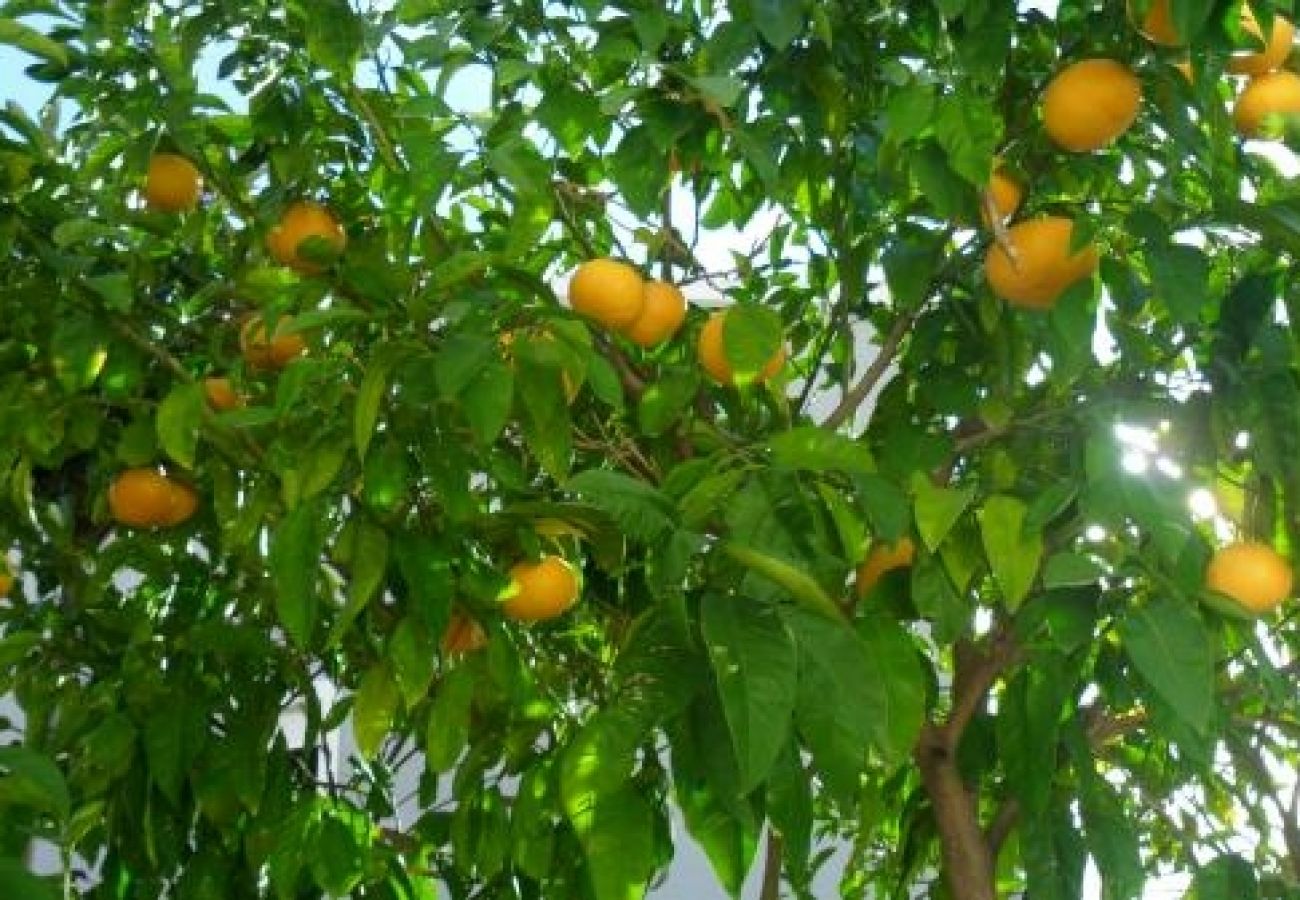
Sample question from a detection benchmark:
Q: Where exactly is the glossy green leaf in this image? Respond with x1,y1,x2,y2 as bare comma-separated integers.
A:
912,475,974,551
270,500,329,648
352,662,399,761
978,494,1042,611
1119,595,1216,734
701,595,797,794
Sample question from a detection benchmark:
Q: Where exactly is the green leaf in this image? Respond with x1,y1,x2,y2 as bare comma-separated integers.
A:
270,500,329,648
310,804,371,895
0,859,58,900
0,18,69,67
435,334,496,399
882,226,945,308
566,787,658,900
688,74,745,107
856,474,911,541
157,381,204,469
144,705,205,806
911,554,967,642
723,305,784,384
700,595,798,794
912,475,974,551
978,494,1043,611
1119,595,1216,734
769,427,874,474
389,616,437,709
638,369,698,437
721,542,844,622
566,469,678,541
886,83,937,143
766,740,813,880
1148,243,1209,324
426,665,475,772
355,347,405,460
328,520,389,646
463,357,514,446
0,747,69,821
50,316,108,393
352,662,399,760
516,354,571,478
1187,854,1259,900
1042,552,1106,589
295,0,362,76
753,0,803,49
1073,740,1144,900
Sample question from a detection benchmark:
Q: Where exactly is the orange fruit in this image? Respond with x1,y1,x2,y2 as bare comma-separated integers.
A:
568,259,646,329
0,569,12,599
1234,70,1300,137
1228,8,1295,77
203,377,243,411
1131,0,1183,46
441,612,488,655
266,201,347,274
984,217,1100,310
981,168,1023,225
856,537,916,598
109,468,194,528
1042,59,1142,152
697,310,786,385
622,280,688,348
145,152,202,212
160,480,199,527
1205,541,1293,615
240,315,307,370
501,555,580,622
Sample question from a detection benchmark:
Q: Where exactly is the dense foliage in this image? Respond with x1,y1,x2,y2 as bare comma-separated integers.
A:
3,1,1300,898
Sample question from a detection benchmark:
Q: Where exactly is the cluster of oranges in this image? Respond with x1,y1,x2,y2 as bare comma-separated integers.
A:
1137,1,1300,136
108,154,348,533
983,4,1300,311
567,258,785,386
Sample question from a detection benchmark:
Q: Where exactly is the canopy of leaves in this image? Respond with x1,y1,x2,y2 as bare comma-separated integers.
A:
2,1,1300,899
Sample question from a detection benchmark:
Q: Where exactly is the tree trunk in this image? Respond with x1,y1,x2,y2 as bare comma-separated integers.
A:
916,728,997,900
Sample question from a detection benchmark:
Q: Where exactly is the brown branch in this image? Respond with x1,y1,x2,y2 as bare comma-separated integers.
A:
822,309,916,431
915,725,998,900
759,829,784,900
984,797,1020,859
942,627,1021,749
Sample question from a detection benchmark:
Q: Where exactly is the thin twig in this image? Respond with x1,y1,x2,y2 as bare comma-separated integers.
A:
759,829,784,900
822,309,917,431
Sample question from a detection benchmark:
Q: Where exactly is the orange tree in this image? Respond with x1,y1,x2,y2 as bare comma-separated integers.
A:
4,1,1300,899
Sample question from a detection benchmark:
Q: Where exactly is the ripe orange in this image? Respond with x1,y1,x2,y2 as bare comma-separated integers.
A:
266,201,347,274
109,468,196,528
856,537,916,598
240,315,307,370
501,555,580,622
984,217,1100,310
982,168,1023,225
1042,59,1142,152
622,280,688,348
568,259,646,329
145,152,202,212
1234,71,1300,137
1205,541,1293,615
203,377,243,411
441,612,488,655
1131,0,1182,46
697,310,786,385
1228,8,1295,77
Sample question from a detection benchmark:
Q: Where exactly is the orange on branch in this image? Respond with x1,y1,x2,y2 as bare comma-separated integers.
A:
1234,70,1300,137
266,201,347,274
1228,8,1295,76
240,315,307,370
203,377,243,411
1042,59,1142,152
984,217,1099,310
622,280,688,348
981,168,1023,225
856,537,916,598
568,259,646,329
1131,0,1183,46
109,468,195,528
501,555,580,623
1206,541,1293,615
697,310,785,385
441,612,488,655
145,152,202,212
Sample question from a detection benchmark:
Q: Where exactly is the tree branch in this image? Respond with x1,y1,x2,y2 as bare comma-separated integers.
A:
984,797,1020,859
942,627,1021,749
821,308,916,431
759,829,784,900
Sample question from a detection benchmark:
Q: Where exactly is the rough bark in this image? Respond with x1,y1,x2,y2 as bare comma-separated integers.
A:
915,726,998,900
